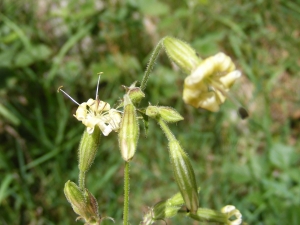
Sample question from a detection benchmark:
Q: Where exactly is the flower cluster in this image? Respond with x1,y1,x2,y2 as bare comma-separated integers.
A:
74,99,121,136
61,36,245,225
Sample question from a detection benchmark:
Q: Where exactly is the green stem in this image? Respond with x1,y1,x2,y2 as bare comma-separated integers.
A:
140,39,164,91
123,161,130,225
157,118,176,142
79,171,85,190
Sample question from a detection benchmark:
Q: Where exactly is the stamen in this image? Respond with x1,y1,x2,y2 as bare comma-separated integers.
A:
57,86,80,105
95,73,103,111
109,112,118,129
96,72,103,101
100,102,108,114
209,81,249,119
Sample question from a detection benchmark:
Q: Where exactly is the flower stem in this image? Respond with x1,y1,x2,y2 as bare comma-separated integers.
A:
140,39,164,91
78,171,85,190
123,161,130,225
157,118,175,142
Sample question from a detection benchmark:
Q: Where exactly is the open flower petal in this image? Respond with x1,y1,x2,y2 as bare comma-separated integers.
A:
86,98,110,112
221,205,242,225
74,103,88,121
219,70,241,88
74,99,121,135
183,52,241,112
97,120,113,136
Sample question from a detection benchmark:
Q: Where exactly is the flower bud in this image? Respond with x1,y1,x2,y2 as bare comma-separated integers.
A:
146,106,184,123
145,105,159,118
188,208,227,223
169,140,199,213
152,201,181,220
128,86,145,105
64,181,100,224
118,94,139,161
141,188,201,225
141,194,182,225
157,106,184,123
78,126,101,173
83,189,100,221
121,82,145,106
163,36,201,74
188,205,242,225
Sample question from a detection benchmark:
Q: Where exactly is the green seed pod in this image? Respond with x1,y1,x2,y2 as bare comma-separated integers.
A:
64,181,100,224
84,189,100,224
64,180,87,218
188,208,228,223
146,106,183,123
141,188,201,225
168,187,201,207
78,126,101,173
158,106,184,123
163,36,201,74
141,195,182,225
169,140,199,213
152,200,181,221
118,94,139,161
166,191,185,207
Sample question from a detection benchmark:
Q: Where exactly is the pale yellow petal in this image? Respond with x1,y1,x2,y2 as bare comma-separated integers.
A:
213,52,235,72
86,98,95,106
74,103,87,121
196,92,220,112
86,126,95,134
219,70,241,88
97,121,113,136
188,57,215,83
182,52,240,112
96,100,110,112
86,99,111,112
108,110,122,130
183,85,220,112
214,89,227,103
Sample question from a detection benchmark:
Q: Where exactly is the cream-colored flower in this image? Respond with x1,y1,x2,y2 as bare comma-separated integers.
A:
74,98,121,136
183,52,241,112
221,205,242,225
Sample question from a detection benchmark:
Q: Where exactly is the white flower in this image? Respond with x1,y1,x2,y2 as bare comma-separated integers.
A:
221,205,242,225
183,52,241,112
74,98,121,136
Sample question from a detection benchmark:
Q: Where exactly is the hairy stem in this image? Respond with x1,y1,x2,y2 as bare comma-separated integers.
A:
157,118,176,142
123,161,130,225
140,39,164,91
78,171,85,190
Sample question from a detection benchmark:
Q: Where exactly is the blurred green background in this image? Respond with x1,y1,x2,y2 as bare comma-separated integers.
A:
1,0,300,224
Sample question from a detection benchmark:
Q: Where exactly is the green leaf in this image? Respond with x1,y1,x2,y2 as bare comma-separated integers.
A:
269,143,294,170
0,174,14,204
0,103,20,125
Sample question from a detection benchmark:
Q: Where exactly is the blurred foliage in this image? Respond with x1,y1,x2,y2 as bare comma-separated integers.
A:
0,0,300,224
